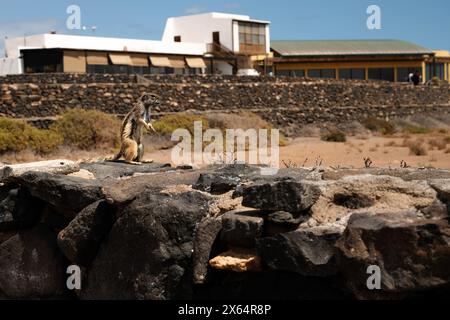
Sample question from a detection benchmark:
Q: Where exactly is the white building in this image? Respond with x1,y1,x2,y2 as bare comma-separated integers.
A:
0,12,272,76
163,12,271,74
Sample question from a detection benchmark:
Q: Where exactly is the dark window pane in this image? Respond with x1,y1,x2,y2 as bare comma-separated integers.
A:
426,64,432,81
308,69,321,78
291,70,305,77
436,63,445,79
321,69,336,79
368,68,381,80
380,68,394,81
352,69,365,80
397,67,418,82
339,69,351,79
276,70,291,76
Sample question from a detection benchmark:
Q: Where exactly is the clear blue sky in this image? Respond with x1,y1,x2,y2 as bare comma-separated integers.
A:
1,0,449,55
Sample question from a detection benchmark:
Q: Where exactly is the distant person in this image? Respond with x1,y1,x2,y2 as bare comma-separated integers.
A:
408,72,414,83
412,71,421,86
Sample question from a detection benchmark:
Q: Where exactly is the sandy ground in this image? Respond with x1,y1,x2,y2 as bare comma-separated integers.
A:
143,135,450,169
2,134,449,169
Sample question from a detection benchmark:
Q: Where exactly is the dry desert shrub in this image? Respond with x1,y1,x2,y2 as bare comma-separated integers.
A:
321,130,347,143
428,138,448,151
362,117,396,135
51,109,121,151
408,140,428,156
0,117,62,156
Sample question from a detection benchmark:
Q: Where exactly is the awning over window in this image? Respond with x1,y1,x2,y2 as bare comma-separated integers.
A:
186,57,207,68
63,50,86,73
130,54,149,67
150,56,172,67
169,57,187,68
109,53,133,66
86,52,109,65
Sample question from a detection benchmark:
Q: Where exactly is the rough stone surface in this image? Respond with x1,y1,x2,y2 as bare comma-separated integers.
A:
0,187,44,231
267,211,309,228
309,175,437,225
336,212,450,299
80,161,173,180
57,200,117,266
257,226,342,277
194,173,242,195
0,224,67,299
80,190,211,300
0,162,449,300
0,160,79,182
193,217,223,285
10,171,104,216
323,168,450,182
1,74,450,137
102,170,202,205
429,180,450,210
209,249,262,273
220,210,265,248
242,180,322,213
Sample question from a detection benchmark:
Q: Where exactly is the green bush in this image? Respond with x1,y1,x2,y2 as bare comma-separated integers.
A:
403,125,431,135
27,127,64,155
153,113,209,136
0,117,62,155
52,109,121,150
362,118,396,135
321,130,347,142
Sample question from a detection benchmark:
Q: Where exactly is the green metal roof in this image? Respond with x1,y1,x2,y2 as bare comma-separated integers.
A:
271,40,432,57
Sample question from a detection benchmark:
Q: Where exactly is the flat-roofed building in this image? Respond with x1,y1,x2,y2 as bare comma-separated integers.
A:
163,12,272,74
1,33,208,76
426,50,450,83
271,40,435,83
0,12,272,76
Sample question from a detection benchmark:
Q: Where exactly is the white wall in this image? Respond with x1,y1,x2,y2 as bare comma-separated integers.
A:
0,58,22,75
214,61,233,75
163,13,235,51
265,25,271,54
5,33,206,58
232,21,240,53
5,34,46,58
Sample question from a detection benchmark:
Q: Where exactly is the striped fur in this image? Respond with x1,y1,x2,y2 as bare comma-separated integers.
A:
111,93,159,163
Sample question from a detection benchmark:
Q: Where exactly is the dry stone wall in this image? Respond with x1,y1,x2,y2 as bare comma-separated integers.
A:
1,74,449,134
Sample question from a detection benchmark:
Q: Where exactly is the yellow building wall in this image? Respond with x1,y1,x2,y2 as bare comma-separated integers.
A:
275,60,424,82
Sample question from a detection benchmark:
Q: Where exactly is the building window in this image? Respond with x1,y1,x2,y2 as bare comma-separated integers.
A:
276,69,305,77
238,22,266,46
339,68,365,80
23,49,63,74
308,69,336,79
368,68,395,82
174,36,181,42
397,67,421,82
426,63,445,81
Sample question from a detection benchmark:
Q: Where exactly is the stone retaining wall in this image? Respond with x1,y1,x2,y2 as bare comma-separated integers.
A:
1,74,449,133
